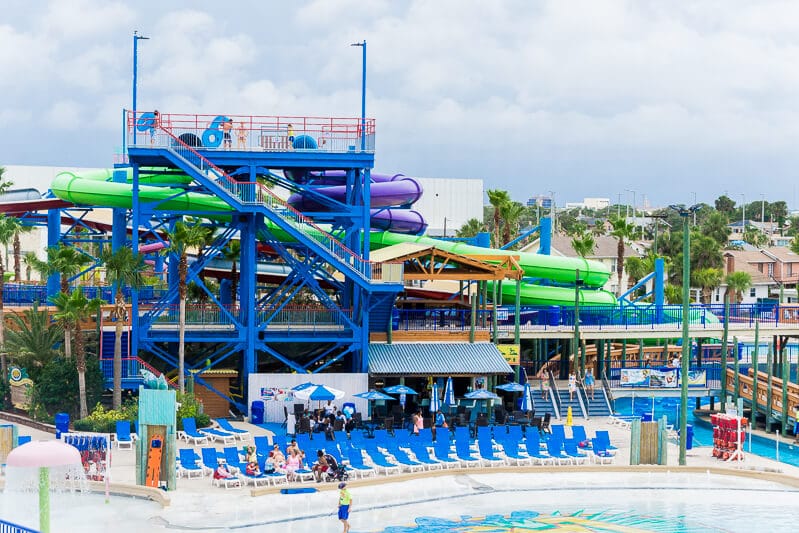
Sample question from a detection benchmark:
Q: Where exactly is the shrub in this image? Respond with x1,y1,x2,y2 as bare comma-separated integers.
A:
176,391,210,430
74,399,139,434
29,355,103,421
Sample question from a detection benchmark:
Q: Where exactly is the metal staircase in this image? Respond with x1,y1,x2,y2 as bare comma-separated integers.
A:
160,130,401,289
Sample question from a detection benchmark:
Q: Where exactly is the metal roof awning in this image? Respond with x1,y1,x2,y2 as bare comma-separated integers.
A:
368,342,513,376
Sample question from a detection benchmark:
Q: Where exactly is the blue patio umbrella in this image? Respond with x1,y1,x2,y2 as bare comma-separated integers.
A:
429,382,442,413
294,384,345,402
521,382,534,412
354,390,394,401
464,389,501,400
496,382,526,392
292,381,315,391
383,384,418,395
443,377,456,411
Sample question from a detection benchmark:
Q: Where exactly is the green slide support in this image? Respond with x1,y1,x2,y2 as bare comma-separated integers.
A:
50,169,613,307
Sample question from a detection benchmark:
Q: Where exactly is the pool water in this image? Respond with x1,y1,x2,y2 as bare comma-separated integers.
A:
614,396,799,467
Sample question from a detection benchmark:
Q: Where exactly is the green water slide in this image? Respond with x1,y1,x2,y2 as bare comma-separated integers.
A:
50,170,615,306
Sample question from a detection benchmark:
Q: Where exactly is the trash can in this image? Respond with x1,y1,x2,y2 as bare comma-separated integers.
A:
250,401,265,425
686,424,694,450
55,412,70,439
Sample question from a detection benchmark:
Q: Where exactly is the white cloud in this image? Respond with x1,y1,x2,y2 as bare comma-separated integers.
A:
45,100,82,130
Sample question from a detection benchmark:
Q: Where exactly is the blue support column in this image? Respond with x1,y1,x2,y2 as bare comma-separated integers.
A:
46,208,61,298
240,214,258,378
654,258,665,323
538,217,552,255
362,169,370,261
131,165,141,358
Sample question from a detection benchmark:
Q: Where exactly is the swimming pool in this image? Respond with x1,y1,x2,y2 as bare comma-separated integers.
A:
614,396,799,468
2,472,798,531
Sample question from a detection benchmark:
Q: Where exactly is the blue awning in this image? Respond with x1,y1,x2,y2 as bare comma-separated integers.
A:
368,343,513,376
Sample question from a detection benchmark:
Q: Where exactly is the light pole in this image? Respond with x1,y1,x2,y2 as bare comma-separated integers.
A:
760,194,765,223
669,203,700,466
625,189,636,234
691,192,697,226
350,40,367,151
132,31,149,144
740,194,746,234
548,190,556,232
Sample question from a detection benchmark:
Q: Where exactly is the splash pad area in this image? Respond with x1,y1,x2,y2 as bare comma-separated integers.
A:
3,470,798,532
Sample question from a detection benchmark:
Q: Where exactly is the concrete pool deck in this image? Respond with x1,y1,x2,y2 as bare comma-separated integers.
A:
4,414,799,504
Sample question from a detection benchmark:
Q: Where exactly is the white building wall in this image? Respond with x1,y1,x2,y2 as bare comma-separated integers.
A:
411,177,483,236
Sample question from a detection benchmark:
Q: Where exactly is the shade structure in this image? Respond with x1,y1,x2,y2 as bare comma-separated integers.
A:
521,382,534,412
464,389,501,400
383,384,418,395
294,384,345,401
429,382,442,413
496,382,526,392
354,390,394,401
291,381,316,391
7,440,81,468
443,377,456,407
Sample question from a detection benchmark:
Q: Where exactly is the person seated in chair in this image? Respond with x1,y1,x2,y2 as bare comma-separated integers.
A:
312,449,330,482
313,412,329,434
214,460,235,480
245,460,262,477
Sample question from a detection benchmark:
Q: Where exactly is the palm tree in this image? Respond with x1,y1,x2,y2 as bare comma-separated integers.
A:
487,189,510,247
31,244,92,293
624,256,649,291
165,221,212,394
221,240,241,306
499,201,526,246
0,216,20,386
701,211,731,246
101,247,146,409
570,225,596,258
455,218,485,238
725,272,752,304
6,302,63,374
692,267,723,304
11,223,32,282
743,227,769,248
22,251,37,282
664,284,683,304
609,217,636,296
51,290,104,418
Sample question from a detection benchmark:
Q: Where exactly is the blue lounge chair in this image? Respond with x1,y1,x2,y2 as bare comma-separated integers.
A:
545,438,573,465
201,447,223,475
115,420,135,450
215,419,251,440
563,439,589,464
454,437,481,467
524,434,556,465
178,448,204,478
432,438,460,468
340,443,375,478
253,435,270,458
571,425,589,444
595,430,618,450
500,440,532,466
363,445,401,475
591,438,615,464
201,426,237,445
384,443,426,472
477,437,505,466
407,441,443,470
550,424,567,442
180,417,209,445
223,446,249,475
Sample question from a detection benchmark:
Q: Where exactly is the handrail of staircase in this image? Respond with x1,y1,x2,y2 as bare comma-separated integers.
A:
574,374,589,420
157,127,400,283
547,371,561,419
601,369,616,412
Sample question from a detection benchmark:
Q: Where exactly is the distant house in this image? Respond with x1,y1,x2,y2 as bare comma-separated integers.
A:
715,247,799,304
522,234,641,294
727,220,779,238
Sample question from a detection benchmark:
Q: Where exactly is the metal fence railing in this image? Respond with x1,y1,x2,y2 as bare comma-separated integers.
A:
1,284,168,305
392,303,799,333
0,519,39,533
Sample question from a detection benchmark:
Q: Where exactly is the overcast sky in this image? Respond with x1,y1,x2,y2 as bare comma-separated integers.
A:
2,0,799,208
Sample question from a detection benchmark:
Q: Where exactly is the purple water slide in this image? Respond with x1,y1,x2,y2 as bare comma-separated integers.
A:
286,171,427,234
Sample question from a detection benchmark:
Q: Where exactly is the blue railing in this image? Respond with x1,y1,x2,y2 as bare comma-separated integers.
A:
394,303,799,332
2,284,168,305
0,519,38,533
